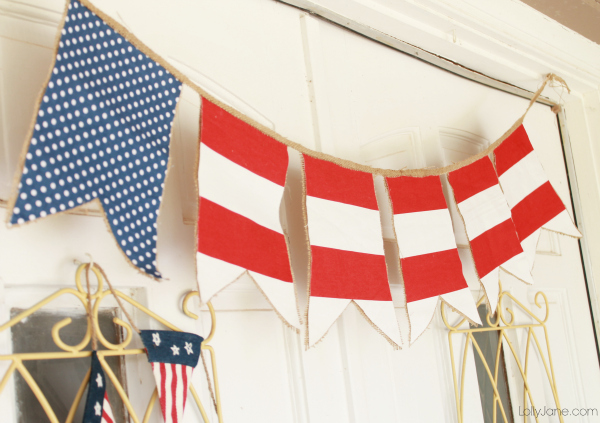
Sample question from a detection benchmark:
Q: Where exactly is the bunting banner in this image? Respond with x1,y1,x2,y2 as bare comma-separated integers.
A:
196,99,300,329
302,155,401,348
448,156,533,312
6,0,182,279
493,125,582,268
82,351,115,423
140,330,203,423
385,175,481,343
4,0,581,349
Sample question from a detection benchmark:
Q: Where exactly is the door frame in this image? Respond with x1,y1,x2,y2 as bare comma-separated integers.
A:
279,0,600,353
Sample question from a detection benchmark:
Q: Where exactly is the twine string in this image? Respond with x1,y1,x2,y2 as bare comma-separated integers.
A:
200,350,218,412
94,262,141,335
85,263,98,351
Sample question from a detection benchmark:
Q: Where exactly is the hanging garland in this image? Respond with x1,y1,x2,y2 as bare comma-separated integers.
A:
6,0,581,349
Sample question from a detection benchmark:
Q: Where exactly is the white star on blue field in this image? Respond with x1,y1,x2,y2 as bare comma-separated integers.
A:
9,0,181,278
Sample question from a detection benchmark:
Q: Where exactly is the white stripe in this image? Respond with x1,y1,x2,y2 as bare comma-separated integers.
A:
542,209,582,238
308,296,351,347
306,195,384,255
498,152,547,208
393,208,457,258
101,396,114,423
457,184,512,240
250,271,300,329
184,365,194,408
174,364,184,423
354,299,402,347
196,252,245,303
406,296,439,344
520,228,542,271
480,269,500,313
199,144,284,234
440,288,481,326
500,252,534,285
164,363,173,423
151,363,167,422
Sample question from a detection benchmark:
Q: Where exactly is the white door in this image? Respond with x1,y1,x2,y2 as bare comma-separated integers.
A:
0,0,598,422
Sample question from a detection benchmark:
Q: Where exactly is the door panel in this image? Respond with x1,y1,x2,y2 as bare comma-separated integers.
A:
0,0,598,422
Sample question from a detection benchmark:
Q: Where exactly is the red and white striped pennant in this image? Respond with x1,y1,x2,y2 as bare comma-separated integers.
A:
197,99,299,329
385,175,481,343
494,125,581,268
101,393,115,423
151,362,194,423
448,156,533,312
303,155,401,348
140,330,203,423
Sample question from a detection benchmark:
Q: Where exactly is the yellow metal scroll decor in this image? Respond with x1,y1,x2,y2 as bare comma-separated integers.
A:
441,286,563,423
0,263,223,423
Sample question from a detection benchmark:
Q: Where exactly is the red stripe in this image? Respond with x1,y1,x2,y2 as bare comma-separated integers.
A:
200,98,288,186
494,125,534,176
102,411,114,423
310,246,391,301
101,394,114,423
511,181,566,241
448,157,498,204
470,219,523,277
303,154,378,210
182,365,189,410
402,249,469,303
198,198,293,282
159,363,167,421
386,175,447,214
171,363,178,423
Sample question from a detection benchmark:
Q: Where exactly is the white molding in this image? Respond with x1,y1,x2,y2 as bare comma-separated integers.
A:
279,0,600,98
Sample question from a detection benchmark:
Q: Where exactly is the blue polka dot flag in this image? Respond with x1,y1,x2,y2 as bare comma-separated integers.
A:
8,0,182,278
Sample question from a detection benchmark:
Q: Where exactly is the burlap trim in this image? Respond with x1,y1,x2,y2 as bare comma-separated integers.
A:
542,227,582,239
5,0,71,224
299,153,314,349
280,164,305,329
74,0,560,178
381,177,412,344
370,174,402,349
248,271,301,334
352,301,401,350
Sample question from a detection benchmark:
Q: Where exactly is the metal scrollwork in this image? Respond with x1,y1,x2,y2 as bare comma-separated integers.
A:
0,262,221,423
441,284,561,423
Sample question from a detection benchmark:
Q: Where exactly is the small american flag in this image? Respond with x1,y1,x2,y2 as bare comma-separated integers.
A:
140,330,203,423
82,351,115,423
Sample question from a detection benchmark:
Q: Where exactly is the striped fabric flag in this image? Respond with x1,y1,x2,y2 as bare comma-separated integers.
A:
448,156,533,312
82,351,115,423
140,330,203,423
385,175,481,343
7,0,182,279
197,99,299,329
494,125,581,268
303,155,401,348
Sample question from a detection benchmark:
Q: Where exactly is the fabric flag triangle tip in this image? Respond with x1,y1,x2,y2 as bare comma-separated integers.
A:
140,330,203,423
